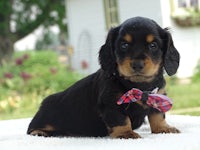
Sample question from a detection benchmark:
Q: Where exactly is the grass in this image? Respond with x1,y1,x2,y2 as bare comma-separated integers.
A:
0,91,49,120
167,81,200,116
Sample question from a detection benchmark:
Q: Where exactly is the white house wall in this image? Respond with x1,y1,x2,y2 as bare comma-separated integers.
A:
118,0,163,25
66,0,106,74
170,24,200,78
160,0,200,78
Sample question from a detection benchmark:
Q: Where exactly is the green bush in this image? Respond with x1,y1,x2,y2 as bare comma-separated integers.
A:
0,50,81,119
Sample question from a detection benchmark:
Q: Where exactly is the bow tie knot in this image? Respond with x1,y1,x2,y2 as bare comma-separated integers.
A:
117,88,172,112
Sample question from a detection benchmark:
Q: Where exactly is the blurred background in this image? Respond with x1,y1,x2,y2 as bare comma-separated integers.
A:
0,0,200,120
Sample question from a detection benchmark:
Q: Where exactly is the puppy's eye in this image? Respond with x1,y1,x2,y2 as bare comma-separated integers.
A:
148,42,158,50
120,42,129,50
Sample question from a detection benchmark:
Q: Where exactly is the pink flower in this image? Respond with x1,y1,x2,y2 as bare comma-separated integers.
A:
15,58,23,65
50,67,57,74
23,54,29,60
81,60,89,70
4,72,13,79
20,72,32,81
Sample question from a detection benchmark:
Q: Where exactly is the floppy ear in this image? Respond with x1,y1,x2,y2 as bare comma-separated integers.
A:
99,27,119,74
163,30,180,76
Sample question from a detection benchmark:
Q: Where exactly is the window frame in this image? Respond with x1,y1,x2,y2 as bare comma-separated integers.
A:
104,0,119,30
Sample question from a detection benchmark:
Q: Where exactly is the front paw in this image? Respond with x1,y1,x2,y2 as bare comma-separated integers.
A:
116,131,141,139
152,126,180,134
29,130,49,137
109,117,141,139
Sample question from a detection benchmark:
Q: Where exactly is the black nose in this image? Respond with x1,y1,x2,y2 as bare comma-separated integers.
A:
132,61,144,72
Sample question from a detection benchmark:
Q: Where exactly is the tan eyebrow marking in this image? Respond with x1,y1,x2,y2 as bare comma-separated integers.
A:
123,34,132,42
146,34,154,43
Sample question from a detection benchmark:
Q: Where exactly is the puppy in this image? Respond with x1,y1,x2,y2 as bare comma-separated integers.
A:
27,17,180,138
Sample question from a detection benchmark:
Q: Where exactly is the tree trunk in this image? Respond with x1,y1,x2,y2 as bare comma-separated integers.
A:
0,36,14,66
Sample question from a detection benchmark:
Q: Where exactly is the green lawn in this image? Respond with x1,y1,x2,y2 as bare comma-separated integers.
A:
167,81,200,116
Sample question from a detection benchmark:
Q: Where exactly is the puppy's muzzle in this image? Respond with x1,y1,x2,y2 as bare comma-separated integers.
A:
131,61,144,72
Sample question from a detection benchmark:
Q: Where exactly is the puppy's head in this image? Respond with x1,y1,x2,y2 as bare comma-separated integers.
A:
99,17,180,82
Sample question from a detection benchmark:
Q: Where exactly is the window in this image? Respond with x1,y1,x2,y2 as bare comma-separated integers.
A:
170,0,200,26
178,0,187,7
104,0,119,30
190,0,198,8
177,0,199,9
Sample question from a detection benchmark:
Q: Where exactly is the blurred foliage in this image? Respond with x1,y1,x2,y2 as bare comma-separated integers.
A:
0,50,81,120
35,29,59,50
192,58,200,82
8,0,67,35
0,0,67,64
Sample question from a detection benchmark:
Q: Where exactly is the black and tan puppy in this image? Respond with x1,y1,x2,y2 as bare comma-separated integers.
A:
27,17,180,138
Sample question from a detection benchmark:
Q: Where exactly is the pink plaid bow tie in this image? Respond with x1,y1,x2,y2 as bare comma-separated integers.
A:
117,88,172,112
